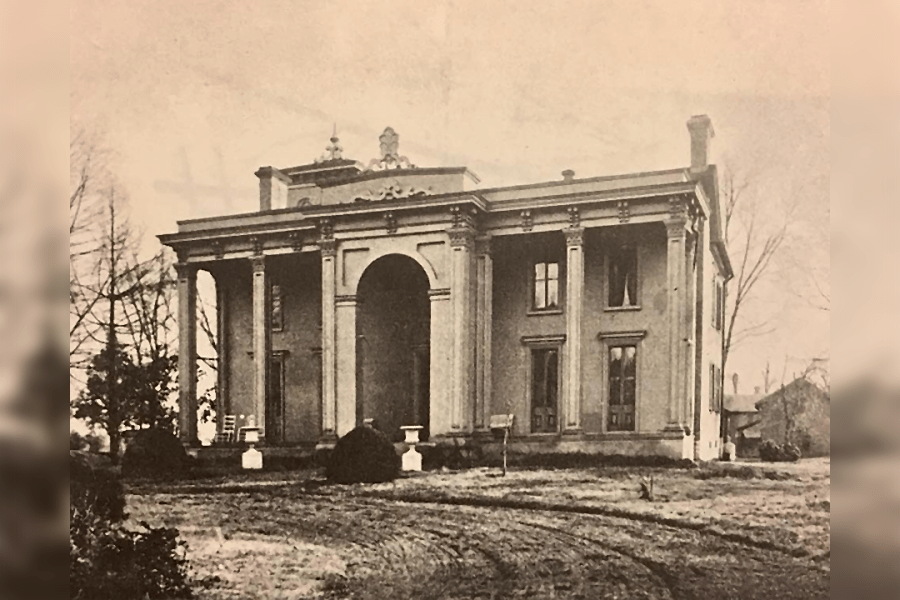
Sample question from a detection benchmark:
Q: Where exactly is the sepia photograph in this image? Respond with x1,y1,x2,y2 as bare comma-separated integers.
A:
13,0,885,598
65,1,838,598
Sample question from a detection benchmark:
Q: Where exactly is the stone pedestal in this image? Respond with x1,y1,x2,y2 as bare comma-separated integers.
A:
241,427,263,470
242,447,263,470
401,425,423,472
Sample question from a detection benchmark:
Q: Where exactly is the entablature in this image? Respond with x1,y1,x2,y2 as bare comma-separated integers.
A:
158,177,709,265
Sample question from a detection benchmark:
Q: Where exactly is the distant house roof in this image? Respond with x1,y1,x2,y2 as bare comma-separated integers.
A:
755,377,829,409
725,393,765,413
738,422,762,439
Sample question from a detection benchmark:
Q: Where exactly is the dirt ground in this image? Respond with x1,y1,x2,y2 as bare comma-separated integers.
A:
127,459,830,599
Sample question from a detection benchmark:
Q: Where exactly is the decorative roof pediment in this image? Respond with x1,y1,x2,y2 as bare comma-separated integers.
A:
353,180,433,203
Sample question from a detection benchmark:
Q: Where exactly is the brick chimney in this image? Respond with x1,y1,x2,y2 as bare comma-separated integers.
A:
732,372,739,394
255,166,291,211
687,115,714,171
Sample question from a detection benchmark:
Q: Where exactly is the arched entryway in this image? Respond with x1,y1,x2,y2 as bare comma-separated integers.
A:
356,254,431,442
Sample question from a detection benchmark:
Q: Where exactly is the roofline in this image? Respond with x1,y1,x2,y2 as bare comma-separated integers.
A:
712,240,734,280
167,177,703,234
754,377,830,409
476,167,689,196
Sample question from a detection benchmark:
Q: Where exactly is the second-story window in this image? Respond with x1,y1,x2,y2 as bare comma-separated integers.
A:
271,284,284,331
712,280,725,330
608,246,638,308
533,261,560,311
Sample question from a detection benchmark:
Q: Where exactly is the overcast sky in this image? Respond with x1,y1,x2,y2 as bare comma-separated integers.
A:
70,0,829,393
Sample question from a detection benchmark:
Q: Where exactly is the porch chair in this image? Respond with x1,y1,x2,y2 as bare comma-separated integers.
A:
214,415,237,445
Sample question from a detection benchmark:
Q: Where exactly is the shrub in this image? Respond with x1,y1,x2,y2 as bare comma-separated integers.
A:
758,440,781,462
326,426,400,484
759,439,802,462
510,452,692,470
781,442,802,462
420,441,484,471
70,451,193,599
122,428,188,478
70,515,193,599
70,450,125,523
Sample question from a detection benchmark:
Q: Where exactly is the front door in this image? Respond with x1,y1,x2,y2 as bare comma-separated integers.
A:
531,348,559,433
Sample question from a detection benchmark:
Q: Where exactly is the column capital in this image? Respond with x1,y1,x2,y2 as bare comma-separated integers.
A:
448,227,475,249
665,218,689,239
175,262,197,279
474,234,492,256
564,227,585,246
319,238,338,257
250,255,267,273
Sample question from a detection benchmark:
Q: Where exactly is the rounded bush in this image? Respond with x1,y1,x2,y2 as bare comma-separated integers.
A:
326,426,400,484
758,439,781,462
781,442,802,462
122,429,188,478
759,439,803,462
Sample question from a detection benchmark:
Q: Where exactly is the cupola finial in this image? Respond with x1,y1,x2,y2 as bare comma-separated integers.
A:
316,124,343,162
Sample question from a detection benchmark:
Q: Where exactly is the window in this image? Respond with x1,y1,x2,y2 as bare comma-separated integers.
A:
608,345,637,431
709,363,722,412
271,284,284,331
530,348,559,433
608,246,638,308
712,279,724,330
533,262,560,311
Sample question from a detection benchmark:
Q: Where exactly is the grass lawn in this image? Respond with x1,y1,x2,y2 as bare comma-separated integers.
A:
127,457,830,599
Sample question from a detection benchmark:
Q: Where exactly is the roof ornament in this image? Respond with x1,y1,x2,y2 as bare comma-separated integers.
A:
353,180,432,202
365,127,416,171
315,124,343,163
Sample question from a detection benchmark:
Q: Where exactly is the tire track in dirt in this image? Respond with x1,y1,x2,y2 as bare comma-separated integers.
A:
518,519,679,599
315,498,675,599
354,490,814,558
133,490,827,598
299,496,827,599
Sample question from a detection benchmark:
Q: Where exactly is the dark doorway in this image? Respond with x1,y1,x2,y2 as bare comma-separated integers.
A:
356,255,431,442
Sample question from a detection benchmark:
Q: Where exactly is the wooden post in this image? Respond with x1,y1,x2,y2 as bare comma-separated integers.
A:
502,427,508,477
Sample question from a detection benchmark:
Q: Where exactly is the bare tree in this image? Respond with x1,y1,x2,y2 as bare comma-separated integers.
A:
721,168,791,371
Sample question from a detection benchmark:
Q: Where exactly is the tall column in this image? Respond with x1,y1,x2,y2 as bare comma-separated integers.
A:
250,256,269,438
213,270,229,427
665,200,690,431
334,294,357,437
320,237,338,439
684,227,699,436
474,235,493,431
693,219,707,454
176,262,198,444
563,226,585,432
449,226,475,432
428,288,452,436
